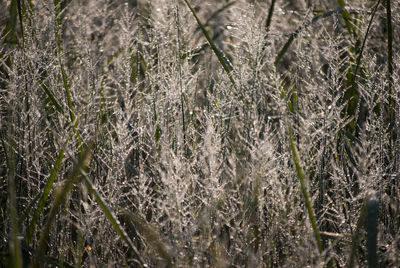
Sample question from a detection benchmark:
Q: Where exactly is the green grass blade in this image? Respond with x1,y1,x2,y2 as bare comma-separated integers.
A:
53,0,82,152
2,0,18,45
82,176,145,266
350,0,380,91
25,130,73,244
38,79,63,114
3,122,23,268
386,0,393,89
287,123,323,253
337,0,355,37
183,0,236,89
32,141,93,268
274,34,295,67
274,7,346,66
386,0,395,158
16,0,24,47
54,2,73,123
265,0,276,32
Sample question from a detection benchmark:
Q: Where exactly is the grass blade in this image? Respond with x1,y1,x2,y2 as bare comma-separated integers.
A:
274,7,346,66
2,0,18,45
38,79,63,114
32,141,93,268
386,0,393,91
350,0,380,92
3,120,23,268
274,34,295,67
16,0,24,47
385,0,395,159
265,0,276,32
53,0,82,152
287,123,323,253
337,0,355,37
25,130,72,244
82,175,145,266
183,0,236,89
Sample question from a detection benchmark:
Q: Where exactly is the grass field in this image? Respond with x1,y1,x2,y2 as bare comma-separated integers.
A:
1,0,399,267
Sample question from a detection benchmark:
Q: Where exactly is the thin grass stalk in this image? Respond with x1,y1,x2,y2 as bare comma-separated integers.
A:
3,119,22,268
344,135,357,168
287,123,323,253
82,176,145,266
98,81,108,125
1,4,21,266
53,0,82,152
52,4,84,258
350,0,380,93
54,0,73,123
385,0,395,161
175,3,187,149
32,141,93,268
386,0,393,94
260,0,276,57
182,0,238,143
38,78,63,114
25,130,73,244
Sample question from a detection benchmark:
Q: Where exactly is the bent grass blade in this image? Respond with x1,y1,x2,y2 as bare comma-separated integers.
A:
32,141,93,268
82,176,145,266
287,123,323,253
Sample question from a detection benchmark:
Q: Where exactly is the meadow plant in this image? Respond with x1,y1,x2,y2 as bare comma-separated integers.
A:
0,0,399,267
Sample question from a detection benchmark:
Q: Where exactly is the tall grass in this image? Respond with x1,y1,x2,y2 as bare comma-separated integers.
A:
1,0,399,267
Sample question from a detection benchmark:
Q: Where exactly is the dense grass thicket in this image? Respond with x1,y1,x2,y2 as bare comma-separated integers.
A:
1,0,399,267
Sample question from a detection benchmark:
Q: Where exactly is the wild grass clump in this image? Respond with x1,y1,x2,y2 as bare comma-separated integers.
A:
1,0,399,267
